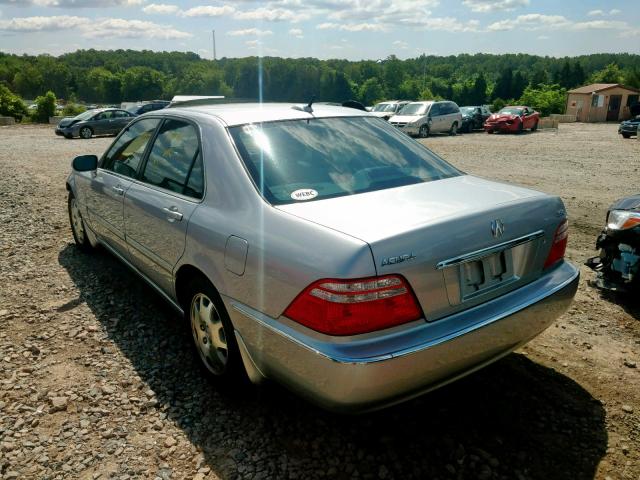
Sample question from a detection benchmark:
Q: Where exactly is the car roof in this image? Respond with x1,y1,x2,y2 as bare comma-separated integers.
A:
162,102,371,127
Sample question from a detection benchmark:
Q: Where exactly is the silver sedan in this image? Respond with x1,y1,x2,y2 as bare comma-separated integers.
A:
66,102,579,412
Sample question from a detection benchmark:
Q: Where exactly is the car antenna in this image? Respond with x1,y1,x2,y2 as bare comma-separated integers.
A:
291,94,315,114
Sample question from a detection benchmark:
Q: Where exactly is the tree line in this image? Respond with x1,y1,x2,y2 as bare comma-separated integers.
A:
1,49,639,120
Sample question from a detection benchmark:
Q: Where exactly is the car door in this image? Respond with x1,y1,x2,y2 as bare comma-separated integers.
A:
521,108,533,128
85,118,161,256
429,103,442,132
94,111,113,135
123,118,204,294
112,110,134,133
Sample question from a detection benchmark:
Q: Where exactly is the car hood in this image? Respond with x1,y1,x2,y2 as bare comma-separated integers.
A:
488,113,518,122
370,111,393,118
276,174,545,244
58,117,79,127
389,114,423,123
609,194,640,213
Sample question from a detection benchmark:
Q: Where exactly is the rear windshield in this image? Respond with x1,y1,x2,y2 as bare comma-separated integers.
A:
229,116,461,205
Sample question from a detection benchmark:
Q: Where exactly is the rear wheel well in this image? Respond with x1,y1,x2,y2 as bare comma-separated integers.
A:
175,265,214,309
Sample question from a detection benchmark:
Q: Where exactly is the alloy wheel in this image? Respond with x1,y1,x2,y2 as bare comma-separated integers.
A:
190,293,229,375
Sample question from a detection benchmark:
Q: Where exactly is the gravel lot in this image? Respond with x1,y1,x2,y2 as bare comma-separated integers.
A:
0,123,638,480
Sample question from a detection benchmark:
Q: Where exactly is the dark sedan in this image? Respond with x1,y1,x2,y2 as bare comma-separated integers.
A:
618,115,639,139
55,108,136,139
460,105,491,133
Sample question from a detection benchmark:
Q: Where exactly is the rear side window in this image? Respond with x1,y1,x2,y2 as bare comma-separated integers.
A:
229,116,461,205
101,118,160,178
140,119,203,199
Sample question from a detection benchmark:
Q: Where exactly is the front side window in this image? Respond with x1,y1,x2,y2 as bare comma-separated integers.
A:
101,118,161,178
141,119,203,199
229,116,461,205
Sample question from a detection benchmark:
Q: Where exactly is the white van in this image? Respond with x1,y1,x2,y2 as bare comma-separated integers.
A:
389,101,462,137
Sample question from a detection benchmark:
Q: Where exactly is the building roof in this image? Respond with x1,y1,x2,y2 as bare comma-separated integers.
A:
568,83,640,94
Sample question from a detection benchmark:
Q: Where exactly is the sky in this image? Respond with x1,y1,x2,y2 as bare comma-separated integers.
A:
0,0,638,60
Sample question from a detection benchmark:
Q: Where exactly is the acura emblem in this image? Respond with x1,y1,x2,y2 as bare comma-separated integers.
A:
491,219,505,238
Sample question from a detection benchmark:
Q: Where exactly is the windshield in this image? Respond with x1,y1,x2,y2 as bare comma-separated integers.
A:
499,107,523,115
229,116,461,205
460,107,475,114
372,103,397,112
74,110,98,120
398,103,429,116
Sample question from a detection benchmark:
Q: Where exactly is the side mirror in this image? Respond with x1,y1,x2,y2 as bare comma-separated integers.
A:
72,155,98,172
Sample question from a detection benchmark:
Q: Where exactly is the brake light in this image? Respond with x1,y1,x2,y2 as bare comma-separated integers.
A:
544,219,568,269
283,274,423,336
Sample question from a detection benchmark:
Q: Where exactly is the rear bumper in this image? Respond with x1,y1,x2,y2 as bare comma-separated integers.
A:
226,261,579,413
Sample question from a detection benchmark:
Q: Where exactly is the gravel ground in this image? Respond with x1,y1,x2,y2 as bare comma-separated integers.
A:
0,123,638,480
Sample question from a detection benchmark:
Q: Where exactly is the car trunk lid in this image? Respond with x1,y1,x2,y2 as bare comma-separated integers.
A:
277,175,566,321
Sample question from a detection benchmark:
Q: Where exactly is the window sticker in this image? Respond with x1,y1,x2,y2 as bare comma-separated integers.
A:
290,189,318,201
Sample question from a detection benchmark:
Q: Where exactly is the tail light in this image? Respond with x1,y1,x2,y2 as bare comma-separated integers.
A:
544,219,569,269
283,274,423,336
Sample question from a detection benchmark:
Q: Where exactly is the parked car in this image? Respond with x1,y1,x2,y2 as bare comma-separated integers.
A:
127,100,170,116
390,100,462,137
618,115,640,139
484,106,539,134
460,105,491,133
370,100,412,120
66,102,578,412
55,108,136,139
585,194,640,292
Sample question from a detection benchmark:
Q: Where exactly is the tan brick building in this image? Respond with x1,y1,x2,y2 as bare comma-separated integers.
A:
565,83,639,122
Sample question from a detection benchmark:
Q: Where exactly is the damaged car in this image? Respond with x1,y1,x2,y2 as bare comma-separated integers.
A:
586,194,640,292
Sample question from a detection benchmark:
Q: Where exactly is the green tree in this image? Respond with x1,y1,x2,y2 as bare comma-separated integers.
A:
358,77,386,105
518,84,567,117
492,97,506,112
589,63,624,84
493,68,513,100
472,73,487,104
33,90,56,123
0,84,28,121
121,66,165,101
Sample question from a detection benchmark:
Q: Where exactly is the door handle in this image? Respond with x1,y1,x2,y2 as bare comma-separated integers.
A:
163,207,183,222
112,185,125,196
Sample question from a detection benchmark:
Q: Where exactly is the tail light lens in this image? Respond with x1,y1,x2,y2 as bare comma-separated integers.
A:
544,219,569,269
283,274,423,336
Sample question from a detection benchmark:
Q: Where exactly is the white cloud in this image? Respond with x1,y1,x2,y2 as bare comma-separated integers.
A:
572,20,628,31
487,14,569,31
227,28,273,36
587,9,604,16
288,27,303,38
0,0,144,6
0,14,88,31
317,22,386,32
245,39,261,48
234,7,309,22
83,18,191,39
0,14,191,39
392,40,408,49
609,9,621,15
182,5,235,17
462,0,529,13
142,3,180,15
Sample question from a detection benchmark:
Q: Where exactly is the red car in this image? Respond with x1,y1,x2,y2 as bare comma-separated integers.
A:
484,106,539,133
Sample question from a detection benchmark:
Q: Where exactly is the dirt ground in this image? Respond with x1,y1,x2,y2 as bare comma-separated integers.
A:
0,122,638,480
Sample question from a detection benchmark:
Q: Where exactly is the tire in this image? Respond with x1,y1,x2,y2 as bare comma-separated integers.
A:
531,121,538,132
487,129,494,134
418,124,429,138
184,277,245,382
517,122,524,134
622,133,631,139
449,122,458,136
79,127,93,139
466,122,474,134
64,133,73,139
68,192,93,252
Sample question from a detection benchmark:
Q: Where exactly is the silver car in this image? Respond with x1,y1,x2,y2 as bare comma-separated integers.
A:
390,100,463,137
55,108,137,139
66,103,579,412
